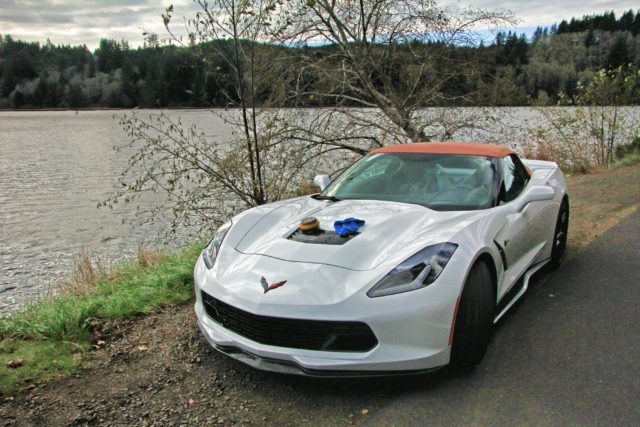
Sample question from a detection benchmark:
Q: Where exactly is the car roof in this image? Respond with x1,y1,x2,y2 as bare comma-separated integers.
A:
370,142,514,158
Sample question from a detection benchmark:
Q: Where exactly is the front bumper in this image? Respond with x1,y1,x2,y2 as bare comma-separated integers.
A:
194,253,461,375
197,317,441,377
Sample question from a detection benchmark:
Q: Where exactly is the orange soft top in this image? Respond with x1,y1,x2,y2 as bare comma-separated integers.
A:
370,142,513,158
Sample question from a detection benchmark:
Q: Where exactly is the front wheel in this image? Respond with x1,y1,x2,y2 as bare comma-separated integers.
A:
450,261,495,372
550,198,569,269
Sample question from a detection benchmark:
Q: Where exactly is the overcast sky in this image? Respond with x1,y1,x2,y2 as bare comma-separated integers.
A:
0,0,637,50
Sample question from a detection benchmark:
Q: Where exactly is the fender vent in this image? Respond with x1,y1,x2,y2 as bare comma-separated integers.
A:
494,239,508,271
287,228,358,245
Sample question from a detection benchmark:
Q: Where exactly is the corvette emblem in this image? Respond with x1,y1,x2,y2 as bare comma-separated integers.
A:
260,276,287,294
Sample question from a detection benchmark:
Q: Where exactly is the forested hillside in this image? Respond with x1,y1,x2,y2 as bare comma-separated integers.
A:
1,9,639,109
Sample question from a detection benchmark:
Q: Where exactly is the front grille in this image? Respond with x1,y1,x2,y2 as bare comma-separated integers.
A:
201,291,378,352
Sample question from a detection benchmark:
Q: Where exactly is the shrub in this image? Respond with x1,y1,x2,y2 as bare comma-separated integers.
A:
615,135,640,159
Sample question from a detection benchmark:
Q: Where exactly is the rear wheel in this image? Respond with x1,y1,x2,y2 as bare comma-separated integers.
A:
450,261,495,372
550,199,569,269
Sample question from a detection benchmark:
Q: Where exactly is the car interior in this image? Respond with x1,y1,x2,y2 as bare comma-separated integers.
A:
327,153,498,209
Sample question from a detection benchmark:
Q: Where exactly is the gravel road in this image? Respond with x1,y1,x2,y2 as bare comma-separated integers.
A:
2,209,639,426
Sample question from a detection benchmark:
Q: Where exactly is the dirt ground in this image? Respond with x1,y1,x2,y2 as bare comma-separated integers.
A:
1,305,387,426
564,165,640,257
1,165,639,427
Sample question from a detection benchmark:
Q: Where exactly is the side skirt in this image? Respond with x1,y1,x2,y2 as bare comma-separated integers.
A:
493,259,550,323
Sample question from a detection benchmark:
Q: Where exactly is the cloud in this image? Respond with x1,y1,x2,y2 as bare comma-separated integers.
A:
1,13,75,24
446,0,638,27
1,0,638,50
0,0,198,49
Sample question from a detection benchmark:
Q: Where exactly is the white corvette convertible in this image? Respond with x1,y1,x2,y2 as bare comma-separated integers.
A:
194,142,569,375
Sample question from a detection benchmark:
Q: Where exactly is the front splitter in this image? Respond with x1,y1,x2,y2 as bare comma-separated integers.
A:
197,318,443,378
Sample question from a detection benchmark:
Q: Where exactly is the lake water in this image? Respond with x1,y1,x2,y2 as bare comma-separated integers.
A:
0,109,235,313
0,107,634,313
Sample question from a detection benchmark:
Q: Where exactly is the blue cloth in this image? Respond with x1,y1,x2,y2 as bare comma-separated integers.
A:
334,217,365,237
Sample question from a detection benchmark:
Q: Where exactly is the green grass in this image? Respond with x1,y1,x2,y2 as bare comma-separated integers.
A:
0,244,201,395
0,340,82,393
611,153,640,169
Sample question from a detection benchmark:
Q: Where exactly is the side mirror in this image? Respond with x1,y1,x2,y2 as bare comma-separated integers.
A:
314,175,331,191
514,185,555,212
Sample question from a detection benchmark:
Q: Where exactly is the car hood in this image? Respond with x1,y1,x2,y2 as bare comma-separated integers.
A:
235,197,481,271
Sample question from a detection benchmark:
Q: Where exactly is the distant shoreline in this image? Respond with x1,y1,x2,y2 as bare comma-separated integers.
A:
0,107,220,112
1,105,638,113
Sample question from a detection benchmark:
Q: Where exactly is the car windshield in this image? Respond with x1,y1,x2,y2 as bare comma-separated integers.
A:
320,153,499,210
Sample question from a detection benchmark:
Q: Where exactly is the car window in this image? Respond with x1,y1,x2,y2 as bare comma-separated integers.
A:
321,153,499,211
500,154,530,203
329,155,396,191
354,155,395,181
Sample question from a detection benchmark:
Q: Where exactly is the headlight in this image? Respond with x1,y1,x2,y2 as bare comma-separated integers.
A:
367,243,458,297
202,221,232,269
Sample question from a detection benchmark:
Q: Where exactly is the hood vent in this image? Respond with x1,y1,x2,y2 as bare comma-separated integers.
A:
287,228,358,245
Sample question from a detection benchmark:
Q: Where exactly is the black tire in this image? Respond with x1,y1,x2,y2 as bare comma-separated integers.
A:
550,198,569,269
450,261,495,372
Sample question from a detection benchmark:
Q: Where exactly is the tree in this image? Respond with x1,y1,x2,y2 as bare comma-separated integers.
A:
557,20,569,33
529,66,640,170
96,39,124,73
620,10,635,32
172,0,272,204
32,74,45,106
103,0,317,234
599,11,617,32
12,89,24,108
119,58,136,107
500,32,528,66
532,26,544,43
584,28,596,47
272,0,514,153
606,36,630,69
0,61,17,97
189,63,208,106
141,55,165,107
65,82,87,108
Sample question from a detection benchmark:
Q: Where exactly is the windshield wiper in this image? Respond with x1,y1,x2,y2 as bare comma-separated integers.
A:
312,194,342,202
